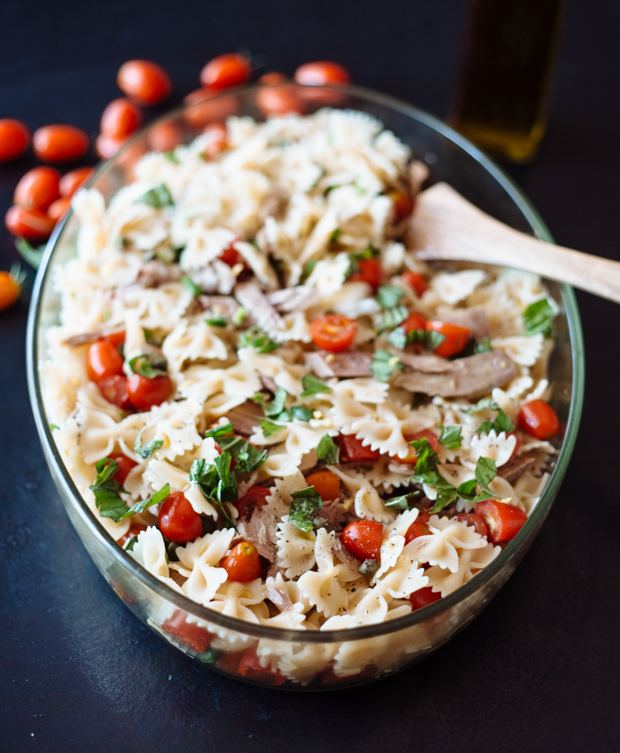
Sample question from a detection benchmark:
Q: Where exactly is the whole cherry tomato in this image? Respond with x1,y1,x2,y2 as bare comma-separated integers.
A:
102,330,126,347
95,133,127,160
47,196,71,223
33,125,90,163
348,257,383,290
401,270,429,298
426,320,471,358
341,520,384,561
106,454,138,485
404,512,431,544
235,485,271,519
386,188,413,224
127,373,172,411
337,434,380,463
238,648,286,685
0,119,30,162
117,60,171,105
474,499,527,544
100,98,142,140
98,375,133,410
162,610,213,652
517,399,559,440
59,167,95,197
305,470,340,501
199,53,252,90
158,491,203,543
220,541,262,582
310,313,356,352
117,522,147,548
402,311,427,335
182,88,240,129
256,85,305,116
455,513,489,538
392,429,438,465
5,206,55,240
0,269,22,311
148,121,182,153
86,340,124,383
258,72,287,85
294,61,351,86
409,586,441,611
14,167,60,211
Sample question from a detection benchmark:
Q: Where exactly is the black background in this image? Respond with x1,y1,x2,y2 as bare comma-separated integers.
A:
2,1,620,751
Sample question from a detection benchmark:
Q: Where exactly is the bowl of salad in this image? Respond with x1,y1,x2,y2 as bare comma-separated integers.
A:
27,83,584,689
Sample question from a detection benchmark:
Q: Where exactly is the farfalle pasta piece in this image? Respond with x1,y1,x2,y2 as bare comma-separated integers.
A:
276,516,317,579
297,529,349,618
131,526,184,594
328,465,396,523
404,515,490,573
173,528,236,606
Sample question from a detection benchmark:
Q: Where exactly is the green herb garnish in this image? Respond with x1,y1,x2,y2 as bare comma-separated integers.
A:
300,373,332,399
377,305,408,333
316,434,340,464
238,327,279,354
260,418,285,438
118,484,170,522
370,350,403,382
135,183,173,208
477,408,515,435
206,315,228,327
438,425,462,450
181,275,201,298
523,298,556,338
290,405,314,421
377,284,404,309
129,353,168,379
232,306,247,326
134,427,163,459
288,487,323,532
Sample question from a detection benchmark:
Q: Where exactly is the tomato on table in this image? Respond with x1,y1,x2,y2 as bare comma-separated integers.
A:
392,429,438,465
200,53,252,90
148,121,182,153
33,125,90,163
106,454,138,485
404,512,431,544
100,98,142,140
294,61,351,86
14,167,61,211
310,313,356,352
386,188,413,224
182,88,240,129
401,270,429,298
158,491,203,544
348,258,383,290
426,320,471,358
86,339,124,383
0,269,22,311
116,522,147,547
305,470,340,501
47,196,71,223
474,499,527,544
0,119,30,162
117,60,171,105
5,205,55,240
162,610,213,653
256,85,305,116
517,400,559,440
341,520,384,561
60,167,95,198
95,133,127,160
235,485,270,519
455,512,489,538
409,586,441,611
238,648,286,686
337,434,380,463
258,72,287,85
127,373,172,411
220,541,262,582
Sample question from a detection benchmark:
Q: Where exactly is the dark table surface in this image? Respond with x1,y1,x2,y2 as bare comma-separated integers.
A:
2,1,619,751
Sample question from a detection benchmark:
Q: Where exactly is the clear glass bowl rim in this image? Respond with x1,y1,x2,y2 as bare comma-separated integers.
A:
26,83,585,644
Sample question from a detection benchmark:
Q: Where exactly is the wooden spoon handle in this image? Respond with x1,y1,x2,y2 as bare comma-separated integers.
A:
409,182,620,304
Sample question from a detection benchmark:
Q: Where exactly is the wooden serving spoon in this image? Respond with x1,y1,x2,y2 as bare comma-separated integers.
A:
409,182,620,304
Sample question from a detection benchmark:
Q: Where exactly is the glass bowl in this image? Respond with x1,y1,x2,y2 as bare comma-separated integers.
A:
26,84,584,690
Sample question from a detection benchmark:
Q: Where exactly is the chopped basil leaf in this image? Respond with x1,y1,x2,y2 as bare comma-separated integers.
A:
290,405,314,421
134,427,163,459
181,275,201,297
118,483,170,522
49,423,59,431
232,306,247,326
456,478,477,499
135,183,173,208
358,559,379,576
410,439,458,514
475,456,497,497
377,305,408,333
300,373,332,398
216,434,268,473
370,350,403,382
477,407,515,435
466,397,499,414
260,418,285,437
426,329,447,352
301,258,317,282
439,425,462,450
204,422,234,439
189,456,236,527
353,182,366,195
265,387,287,417
288,487,323,532
89,458,130,521
330,228,342,245
377,284,404,309
129,353,168,379
475,337,492,353
387,326,409,350
206,315,228,327
523,298,556,337
15,238,45,269
123,536,138,551
213,452,238,504
238,326,279,354
316,433,340,464
164,150,180,164
384,491,421,509
198,647,222,664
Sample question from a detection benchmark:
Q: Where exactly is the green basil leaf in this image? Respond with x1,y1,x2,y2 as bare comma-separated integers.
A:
217,435,268,473
465,398,499,414
206,315,228,327
213,452,238,503
118,483,170,522
265,387,287,418
477,407,515,435
164,150,179,164
384,491,421,509
204,422,234,440
425,330,447,352
316,434,340,464
475,337,492,353
300,373,332,398
377,284,404,309
50,423,59,431
370,350,403,382
387,326,408,350
123,536,138,551
288,487,323,532
475,456,497,496
232,307,246,326
523,298,555,337
134,427,163,459
377,305,408,333
181,275,201,298
439,425,462,450
238,326,279,354
301,258,317,282
260,418,285,437
128,353,168,379
290,405,314,421
330,228,342,245
135,183,173,208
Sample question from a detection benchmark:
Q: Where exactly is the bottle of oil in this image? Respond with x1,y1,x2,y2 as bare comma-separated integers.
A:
449,0,567,163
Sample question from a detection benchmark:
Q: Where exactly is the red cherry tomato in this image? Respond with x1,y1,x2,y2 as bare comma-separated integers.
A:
95,133,127,160
5,205,55,240
474,499,527,544
294,61,351,86
392,429,438,465
305,470,340,501
402,311,427,335
409,586,441,611
0,119,30,162
310,313,356,352
517,399,559,440
182,88,240,129
117,60,171,105
455,512,489,538
338,434,380,463
235,485,270,519
404,512,431,544
98,374,133,410
102,330,126,347
220,541,262,582
107,454,138,485
117,522,147,547
59,167,95,198
258,72,287,85
100,98,142,140
348,258,383,290
148,121,182,153
426,320,471,358
0,270,22,311
201,122,228,159
86,339,124,383
238,648,286,685
127,373,172,411
217,239,245,267
162,610,213,652
341,520,384,561
14,167,60,211
47,196,71,223
401,270,429,298
33,125,90,163
200,53,252,90
386,188,413,224
158,491,203,543
256,85,305,116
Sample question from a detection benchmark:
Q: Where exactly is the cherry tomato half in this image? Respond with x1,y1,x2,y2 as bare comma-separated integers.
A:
117,522,147,548
294,61,351,86
409,586,441,611
337,434,380,463
98,374,133,410
48,196,71,223
102,330,126,348
100,98,142,140
517,399,559,440
86,339,124,383
162,609,213,652
341,520,384,561
348,257,383,290
455,512,489,538
117,60,171,105
401,270,429,298
59,167,95,198
386,188,413,224
5,205,55,240
220,541,262,582
127,373,172,411
474,499,527,544
0,270,21,311
200,53,252,90
405,512,431,544
158,491,203,544
310,313,356,352
0,119,30,162
107,454,138,485
426,320,471,358
14,166,60,211
402,311,427,335
305,470,340,502
235,485,270,519
238,648,286,685
33,125,90,163
392,429,438,465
